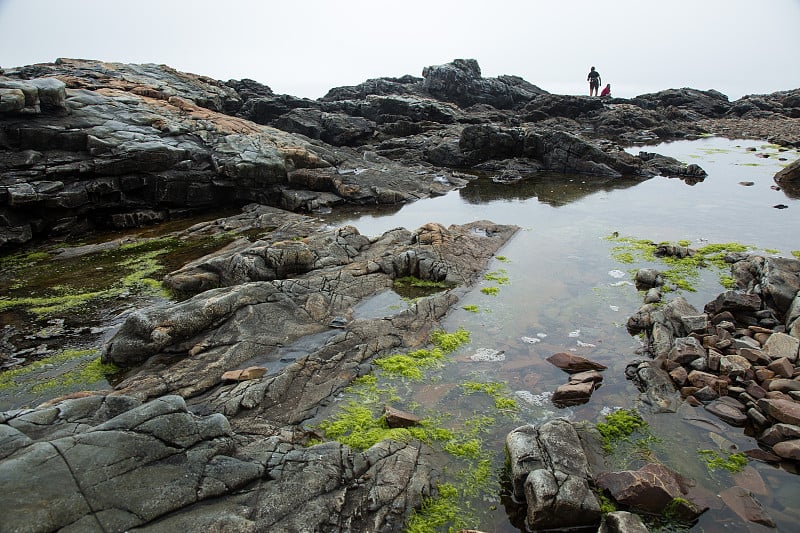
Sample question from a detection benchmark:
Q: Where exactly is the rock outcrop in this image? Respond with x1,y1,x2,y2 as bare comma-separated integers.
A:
0,394,437,532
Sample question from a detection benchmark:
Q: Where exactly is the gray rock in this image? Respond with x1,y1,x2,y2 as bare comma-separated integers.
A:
506,420,599,531
763,332,800,362
600,511,650,533
626,361,679,413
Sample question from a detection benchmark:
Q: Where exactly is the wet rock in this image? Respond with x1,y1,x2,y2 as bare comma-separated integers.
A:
626,361,680,413
668,337,707,365
597,463,706,519
505,420,600,531
705,399,748,426
772,438,800,460
719,486,776,528
599,511,650,533
551,370,604,406
546,352,608,373
757,423,800,446
757,398,800,426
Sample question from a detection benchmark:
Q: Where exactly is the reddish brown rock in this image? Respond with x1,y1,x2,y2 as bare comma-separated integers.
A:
552,381,597,406
766,357,795,378
743,448,782,463
705,400,748,427
757,398,800,425
383,405,422,428
669,366,688,386
687,370,721,389
597,463,705,519
719,486,776,528
772,439,800,460
221,366,267,381
545,352,607,373
754,368,776,384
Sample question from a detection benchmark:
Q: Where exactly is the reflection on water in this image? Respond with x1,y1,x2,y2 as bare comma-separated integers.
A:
322,137,800,531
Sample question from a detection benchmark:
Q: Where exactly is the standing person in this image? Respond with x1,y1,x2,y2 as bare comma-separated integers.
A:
600,83,611,97
587,66,601,96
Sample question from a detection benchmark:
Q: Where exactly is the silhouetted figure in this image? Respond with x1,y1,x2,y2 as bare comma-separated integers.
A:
587,66,601,96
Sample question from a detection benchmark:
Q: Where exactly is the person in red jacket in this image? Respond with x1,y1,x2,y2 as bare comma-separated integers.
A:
600,83,611,97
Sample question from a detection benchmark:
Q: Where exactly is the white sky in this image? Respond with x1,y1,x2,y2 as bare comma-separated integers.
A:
1,0,798,101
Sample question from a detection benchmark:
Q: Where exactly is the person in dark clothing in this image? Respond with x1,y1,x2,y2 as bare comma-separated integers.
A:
587,66,601,96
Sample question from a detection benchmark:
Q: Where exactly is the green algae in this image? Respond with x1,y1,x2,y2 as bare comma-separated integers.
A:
0,234,236,318
495,255,511,263
405,483,465,533
480,287,499,296
606,234,755,292
0,349,119,404
461,381,518,411
374,328,470,380
462,304,480,313
596,408,649,453
697,449,747,473
792,251,800,260
394,276,450,289
483,270,509,285
315,326,510,532
374,348,447,380
430,327,470,353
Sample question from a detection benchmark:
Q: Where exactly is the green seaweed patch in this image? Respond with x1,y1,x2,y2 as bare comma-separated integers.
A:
596,408,649,453
462,304,480,313
374,348,447,380
763,248,780,255
0,349,118,398
31,357,120,393
430,327,471,353
607,235,754,292
792,251,800,260
481,286,500,296
462,381,518,411
697,449,747,473
495,255,511,263
483,270,510,285
406,483,466,533
373,328,470,380
318,402,435,450
596,490,618,515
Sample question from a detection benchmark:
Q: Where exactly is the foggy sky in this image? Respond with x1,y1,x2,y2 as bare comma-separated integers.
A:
1,0,798,100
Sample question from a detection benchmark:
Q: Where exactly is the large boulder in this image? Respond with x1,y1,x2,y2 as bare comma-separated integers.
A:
421,58,546,109
597,463,706,521
631,88,731,118
506,420,601,531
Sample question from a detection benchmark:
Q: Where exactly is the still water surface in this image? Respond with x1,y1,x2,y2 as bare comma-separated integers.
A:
320,137,800,532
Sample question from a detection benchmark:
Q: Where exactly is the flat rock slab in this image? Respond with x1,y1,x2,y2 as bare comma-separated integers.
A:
546,352,607,373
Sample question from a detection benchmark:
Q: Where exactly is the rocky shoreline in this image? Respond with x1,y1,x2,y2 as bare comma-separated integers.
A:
1,58,800,532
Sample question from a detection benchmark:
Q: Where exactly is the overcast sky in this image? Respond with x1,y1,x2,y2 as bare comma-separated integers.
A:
1,0,798,101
